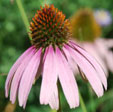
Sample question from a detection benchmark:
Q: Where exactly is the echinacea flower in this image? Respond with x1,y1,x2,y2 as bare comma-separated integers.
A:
94,10,112,26
70,8,113,77
5,4,107,110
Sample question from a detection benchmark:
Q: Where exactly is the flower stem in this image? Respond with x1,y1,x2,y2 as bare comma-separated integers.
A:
16,0,32,40
79,90,87,112
78,27,87,112
88,84,95,112
57,108,61,112
78,28,83,41
50,110,57,112
57,81,62,112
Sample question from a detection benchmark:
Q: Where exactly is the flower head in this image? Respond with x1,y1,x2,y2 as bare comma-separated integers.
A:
70,9,101,42
94,10,112,26
30,4,71,49
5,5,107,110
70,8,113,77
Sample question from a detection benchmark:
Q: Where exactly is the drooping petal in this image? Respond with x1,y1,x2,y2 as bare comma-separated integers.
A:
49,85,59,110
104,39,113,48
68,59,79,75
64,44,104,97
40,46,58,105
63,46,78,74
103,39,113,72
82,42,108,76
95,38,113,73
105,51,113,72
95,38,107,56
5,46,34,97
18,48,42,107
69,41,107,90
56,47,79,108
10,49,35,103
95,39,110,72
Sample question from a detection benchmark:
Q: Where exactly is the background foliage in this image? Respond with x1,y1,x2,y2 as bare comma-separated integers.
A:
0,0,113,112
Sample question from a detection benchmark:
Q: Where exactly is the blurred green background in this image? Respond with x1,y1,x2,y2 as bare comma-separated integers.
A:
0,0,113,112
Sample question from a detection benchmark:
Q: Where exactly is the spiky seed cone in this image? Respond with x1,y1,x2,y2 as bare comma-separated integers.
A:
30,4,71,49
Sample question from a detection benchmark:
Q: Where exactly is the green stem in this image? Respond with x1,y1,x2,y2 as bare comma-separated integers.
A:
50,110,57,112
79,91,87,112
78,28,87,112
78,28,83,41
88,84,95,112
95,89,113,107
57,108,61,112
16,0,32,40
57,81,62,112
87,89,113,111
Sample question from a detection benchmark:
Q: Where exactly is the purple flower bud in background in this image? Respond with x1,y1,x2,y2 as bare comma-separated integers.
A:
94,10,112,26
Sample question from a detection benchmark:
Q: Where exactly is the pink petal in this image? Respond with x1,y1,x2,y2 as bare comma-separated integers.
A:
10,49,35,103
95,38,113,72
49,85,59,110
18,48,42,107
95,39,110,71
105,51,113,72
103,39,113,72
40,46,58,105
56,47,79,108
63,47,79,75
100,38,113,48
95,38,106,56
82,42,108,76
64,44,104,97
70,41,107,90
5,46,34,97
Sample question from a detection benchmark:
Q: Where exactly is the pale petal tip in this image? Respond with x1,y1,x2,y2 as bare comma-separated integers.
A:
104,82,107,91
40,98,48,105
10,99,15,104
19,99,23,107
97,91,104,98
50,106,59,110
5,92,8,98
5,86,8,97
70,103,79,109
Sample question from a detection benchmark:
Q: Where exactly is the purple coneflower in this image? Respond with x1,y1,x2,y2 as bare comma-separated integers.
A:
70,9,113,77
5,4,107,110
